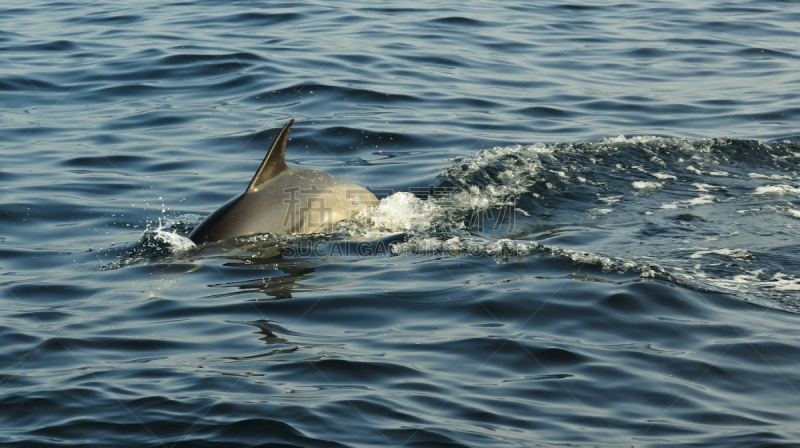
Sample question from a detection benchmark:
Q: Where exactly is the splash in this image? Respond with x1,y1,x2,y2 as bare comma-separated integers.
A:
153,218,196,252
365,192,443,232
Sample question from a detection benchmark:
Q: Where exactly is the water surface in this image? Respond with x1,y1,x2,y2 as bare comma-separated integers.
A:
2,1,800,446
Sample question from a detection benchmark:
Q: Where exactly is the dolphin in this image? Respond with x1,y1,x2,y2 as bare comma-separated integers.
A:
189,119,377,244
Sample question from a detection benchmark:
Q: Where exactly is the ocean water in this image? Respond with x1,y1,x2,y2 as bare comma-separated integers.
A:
2,0,800,446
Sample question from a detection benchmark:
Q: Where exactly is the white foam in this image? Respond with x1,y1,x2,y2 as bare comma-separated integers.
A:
752,185,800,195
686,165,703,174
146,217,198,251
154,228,196,251
689,248,751,260
366,192,441,232
748,173,793,180
390,235,536,258
598,195,622,205
661,194,715,209
653,173,677,180
587,208,614,217
706,273,760,291
599,135,664,144
692,183,717,192
633,181,663,189
445,144,546,200
559,249,638,272
686,194,715,206
767,273,800,291
739,206,800,219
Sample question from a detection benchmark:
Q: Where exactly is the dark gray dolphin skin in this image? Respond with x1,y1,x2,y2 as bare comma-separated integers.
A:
189,119,378,244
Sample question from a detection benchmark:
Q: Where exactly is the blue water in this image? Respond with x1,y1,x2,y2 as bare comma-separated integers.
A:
2,1,800,446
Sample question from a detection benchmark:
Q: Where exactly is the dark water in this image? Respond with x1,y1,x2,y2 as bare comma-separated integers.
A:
2,1,800,446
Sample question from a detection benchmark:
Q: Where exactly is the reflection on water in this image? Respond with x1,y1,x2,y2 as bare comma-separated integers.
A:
210,259,323,301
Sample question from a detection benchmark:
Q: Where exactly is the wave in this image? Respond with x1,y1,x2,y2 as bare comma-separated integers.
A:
115,135,800,312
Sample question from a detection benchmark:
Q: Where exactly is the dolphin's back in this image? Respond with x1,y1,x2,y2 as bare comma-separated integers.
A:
190,168,376,243
189,120,377,244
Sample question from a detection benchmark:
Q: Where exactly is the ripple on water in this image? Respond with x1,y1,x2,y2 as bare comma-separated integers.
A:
2,1,800,447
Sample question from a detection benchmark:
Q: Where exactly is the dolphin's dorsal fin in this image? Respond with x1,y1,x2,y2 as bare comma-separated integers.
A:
247,119,294,191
